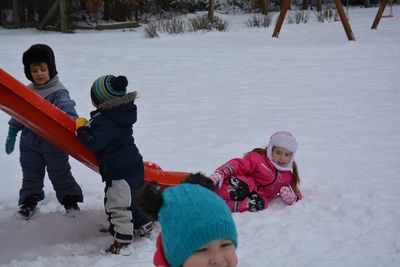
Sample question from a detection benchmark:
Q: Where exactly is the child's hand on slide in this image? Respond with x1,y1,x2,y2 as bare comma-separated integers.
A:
75,117,88,129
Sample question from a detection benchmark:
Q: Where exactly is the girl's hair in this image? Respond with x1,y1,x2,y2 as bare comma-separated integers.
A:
135,172,215,221
252,147,301,192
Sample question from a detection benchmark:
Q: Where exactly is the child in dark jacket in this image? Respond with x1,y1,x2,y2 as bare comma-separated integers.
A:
5,44,83,219
75,75,152,254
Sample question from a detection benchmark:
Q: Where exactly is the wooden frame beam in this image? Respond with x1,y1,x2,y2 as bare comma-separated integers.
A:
371,0,390,29
272,0,355,41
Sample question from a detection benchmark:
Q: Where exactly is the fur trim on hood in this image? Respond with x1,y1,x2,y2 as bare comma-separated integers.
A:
97,91,137,110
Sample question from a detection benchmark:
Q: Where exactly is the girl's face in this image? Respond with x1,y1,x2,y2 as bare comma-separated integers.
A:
271,146,292,167
30,62,50,85
182,239,237,267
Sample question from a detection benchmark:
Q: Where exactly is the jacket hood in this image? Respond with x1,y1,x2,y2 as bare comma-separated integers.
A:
95,92,138,128
97,91,137,110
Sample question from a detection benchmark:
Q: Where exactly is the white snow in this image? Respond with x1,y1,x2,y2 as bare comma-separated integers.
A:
1,7,400,267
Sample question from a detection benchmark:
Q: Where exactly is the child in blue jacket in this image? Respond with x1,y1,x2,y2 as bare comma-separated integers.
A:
5,44,83,219
76,75,152,254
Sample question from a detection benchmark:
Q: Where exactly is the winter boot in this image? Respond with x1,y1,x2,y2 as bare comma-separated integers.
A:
229,177,249,201
105,240,130,255
19,195,40,219
63,195,80,214
134,221,153,238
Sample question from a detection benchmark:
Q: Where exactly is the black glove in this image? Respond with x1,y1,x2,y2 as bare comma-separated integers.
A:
229,177,249,201
248,191,265,212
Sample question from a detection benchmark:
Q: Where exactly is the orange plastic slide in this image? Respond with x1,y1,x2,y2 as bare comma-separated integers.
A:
0,68,188,188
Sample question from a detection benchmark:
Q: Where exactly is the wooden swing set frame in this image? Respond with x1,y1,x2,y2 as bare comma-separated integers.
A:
272,0,355,41
371,0,394,30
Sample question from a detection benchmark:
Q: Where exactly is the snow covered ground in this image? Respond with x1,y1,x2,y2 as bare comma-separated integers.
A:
1,6,400,267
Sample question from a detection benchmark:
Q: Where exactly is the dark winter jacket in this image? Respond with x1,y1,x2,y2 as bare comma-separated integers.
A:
76,92,143,183
9,76,78,151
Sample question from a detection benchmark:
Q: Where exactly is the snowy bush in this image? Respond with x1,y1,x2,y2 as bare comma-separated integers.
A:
245,13,273,27
189,14,228,31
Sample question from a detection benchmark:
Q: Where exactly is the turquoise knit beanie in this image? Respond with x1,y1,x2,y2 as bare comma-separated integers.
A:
160,183,237,267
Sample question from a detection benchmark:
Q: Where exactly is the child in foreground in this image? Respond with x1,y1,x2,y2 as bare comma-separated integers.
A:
210,131,302,212
75,74,152,253
5,44,83,219
136,173,238,267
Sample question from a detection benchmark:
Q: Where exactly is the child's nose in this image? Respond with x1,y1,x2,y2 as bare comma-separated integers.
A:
209,252,226,265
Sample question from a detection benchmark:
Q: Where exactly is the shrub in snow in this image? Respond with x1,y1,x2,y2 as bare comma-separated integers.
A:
245,13,273,28
189,14,228,32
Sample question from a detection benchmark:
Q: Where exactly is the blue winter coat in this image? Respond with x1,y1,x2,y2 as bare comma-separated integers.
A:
76,92,143,183
9,76,78,150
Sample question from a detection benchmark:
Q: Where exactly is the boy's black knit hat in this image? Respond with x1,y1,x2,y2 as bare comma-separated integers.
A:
22,44,58,82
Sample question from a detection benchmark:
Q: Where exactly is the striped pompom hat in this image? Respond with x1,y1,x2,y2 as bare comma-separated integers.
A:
90,75,128,107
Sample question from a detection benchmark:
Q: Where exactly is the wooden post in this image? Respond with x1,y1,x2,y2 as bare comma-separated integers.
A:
303,0,309,10
38,0,59,30
272,0,290,38
260,0,268,15
208,0,215,21
59,0,69,33
371,0,389,29
12,0,21,28
332,0,355,41
272,0,355,41
316,0,322,12
104,0,111,20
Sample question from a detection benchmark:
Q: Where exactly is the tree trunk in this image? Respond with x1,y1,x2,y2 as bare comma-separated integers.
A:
303,0,309,10
26,0,35,23
316,0,322,12
104,0,111,20
260,0,268,15
12,0,21,28
208,0,214,21
59,0,69,32
114,1,129,22
38,0,59,30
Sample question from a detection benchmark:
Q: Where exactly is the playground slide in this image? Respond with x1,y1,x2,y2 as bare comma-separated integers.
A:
0,68,188,188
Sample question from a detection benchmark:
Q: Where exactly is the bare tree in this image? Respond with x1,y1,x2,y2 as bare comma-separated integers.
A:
316,0,322,12
60,0,70,32
260,0,268,15
12,0,22,27
303,0,309,10
208,0,214,21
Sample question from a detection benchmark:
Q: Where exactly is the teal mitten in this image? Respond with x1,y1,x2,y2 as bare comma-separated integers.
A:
5,127,18,154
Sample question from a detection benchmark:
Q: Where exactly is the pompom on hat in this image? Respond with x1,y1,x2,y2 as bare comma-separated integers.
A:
22,44,58,82
266,131,298,172
90,75,128,107
160,183,238,267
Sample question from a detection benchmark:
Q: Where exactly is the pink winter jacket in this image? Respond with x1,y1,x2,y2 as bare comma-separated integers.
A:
215,151,302,212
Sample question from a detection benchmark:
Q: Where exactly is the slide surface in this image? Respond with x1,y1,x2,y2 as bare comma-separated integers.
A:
0,68,188,188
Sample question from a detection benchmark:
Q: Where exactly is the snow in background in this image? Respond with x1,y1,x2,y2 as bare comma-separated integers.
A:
1,7,400,267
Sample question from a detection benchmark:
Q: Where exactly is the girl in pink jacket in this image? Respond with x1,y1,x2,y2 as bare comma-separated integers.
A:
210,131,302,212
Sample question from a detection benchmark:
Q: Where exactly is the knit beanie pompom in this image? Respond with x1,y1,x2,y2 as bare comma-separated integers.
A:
160,184,237,267
90,75,128,107
266,131,298,172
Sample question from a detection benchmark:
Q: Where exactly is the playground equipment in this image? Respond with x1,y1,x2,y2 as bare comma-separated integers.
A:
333,0,350,21
0,68,189,188
371,0,394,29
272,0,355,41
